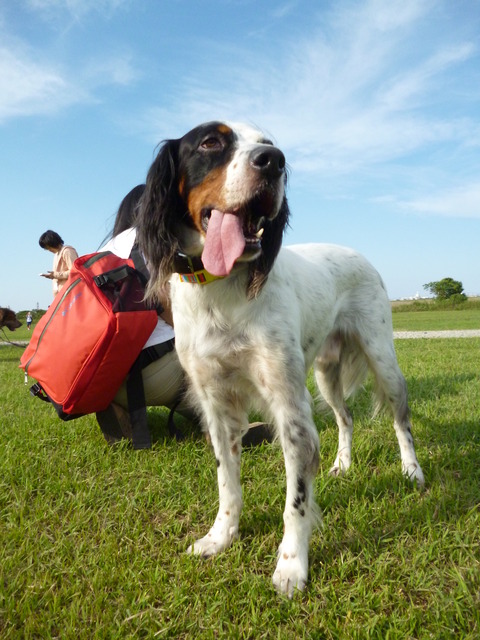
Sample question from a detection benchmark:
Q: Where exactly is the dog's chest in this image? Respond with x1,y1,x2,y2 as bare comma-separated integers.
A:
178,309,255,360
172,283,264,370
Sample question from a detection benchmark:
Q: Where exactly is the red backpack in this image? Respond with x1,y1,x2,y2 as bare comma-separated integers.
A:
20,250,160,448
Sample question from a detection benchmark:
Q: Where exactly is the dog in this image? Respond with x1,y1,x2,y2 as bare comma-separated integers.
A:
0,307,22,331
137,121,425,597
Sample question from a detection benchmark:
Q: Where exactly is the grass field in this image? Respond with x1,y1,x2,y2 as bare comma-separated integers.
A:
391,309,480,332
1,321,479,637
8,306,480,341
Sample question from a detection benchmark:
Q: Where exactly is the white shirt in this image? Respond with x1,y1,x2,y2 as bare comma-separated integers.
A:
101,228,175,349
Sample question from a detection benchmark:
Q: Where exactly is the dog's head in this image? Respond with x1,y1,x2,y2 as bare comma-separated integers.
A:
0,308,22,331
137,121,290,300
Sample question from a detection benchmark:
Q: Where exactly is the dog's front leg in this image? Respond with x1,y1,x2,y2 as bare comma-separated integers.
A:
272,392,320,598
187,412,244,557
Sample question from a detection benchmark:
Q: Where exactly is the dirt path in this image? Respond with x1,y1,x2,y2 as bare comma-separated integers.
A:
3,330,480,348
393,330,480,339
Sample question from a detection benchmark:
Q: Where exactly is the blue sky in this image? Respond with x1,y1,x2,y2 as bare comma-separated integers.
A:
2,0,480,311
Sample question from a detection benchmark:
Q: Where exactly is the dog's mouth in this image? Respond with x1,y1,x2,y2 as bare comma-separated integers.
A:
200,191,277,277
4,320,22,331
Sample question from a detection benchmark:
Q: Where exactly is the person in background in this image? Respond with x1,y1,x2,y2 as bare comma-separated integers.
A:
39,230,78,296
26,311,33,330
96,185,272,447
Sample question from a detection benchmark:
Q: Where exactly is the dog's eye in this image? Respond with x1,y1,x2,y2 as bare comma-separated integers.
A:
200,136,223,151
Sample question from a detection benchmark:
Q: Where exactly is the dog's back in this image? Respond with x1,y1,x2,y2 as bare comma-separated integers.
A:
262,243,392,367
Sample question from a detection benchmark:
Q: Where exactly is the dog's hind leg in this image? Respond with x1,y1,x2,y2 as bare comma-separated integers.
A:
362,336,425,487
269,385,320,597
314,333,354,476
187,398,246,557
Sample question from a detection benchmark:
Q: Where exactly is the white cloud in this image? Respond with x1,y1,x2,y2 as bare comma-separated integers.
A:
379,43,477,111
403,183,480,218
0,0,139,123
25,0,131,21
0,40,137,122
3,0,479,227
0,47,85,121
133,1,478,227
139,1,478,182
360,0,431,31
82,54,137,87
271,1,299,20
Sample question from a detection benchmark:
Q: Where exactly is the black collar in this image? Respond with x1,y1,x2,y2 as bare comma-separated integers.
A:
173,252,205,274
173,252,225,285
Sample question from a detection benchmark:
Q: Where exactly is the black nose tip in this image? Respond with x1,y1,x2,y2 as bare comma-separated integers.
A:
250,146,286,177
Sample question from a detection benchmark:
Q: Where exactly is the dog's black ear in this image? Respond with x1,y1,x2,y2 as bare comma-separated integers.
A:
246,195,290,299
137,139,181,303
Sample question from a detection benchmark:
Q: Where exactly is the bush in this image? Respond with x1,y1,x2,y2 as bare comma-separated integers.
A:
423,277,465,300
392,297,479,313
446,293,468,305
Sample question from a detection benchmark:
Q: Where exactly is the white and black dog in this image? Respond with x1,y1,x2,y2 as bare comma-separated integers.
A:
137,121,424,597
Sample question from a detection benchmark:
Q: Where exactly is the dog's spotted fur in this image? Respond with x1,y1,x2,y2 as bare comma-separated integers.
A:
137,121,424,597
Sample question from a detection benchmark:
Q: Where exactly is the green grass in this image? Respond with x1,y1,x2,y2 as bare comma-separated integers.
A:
1,334,479,638
9,305,480,341
392,309,480,332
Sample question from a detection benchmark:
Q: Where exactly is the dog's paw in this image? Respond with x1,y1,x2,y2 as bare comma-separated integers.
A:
403,462,425,487
272,550,308,598
329,452,351,477
328,464,345,477
186,527,237,557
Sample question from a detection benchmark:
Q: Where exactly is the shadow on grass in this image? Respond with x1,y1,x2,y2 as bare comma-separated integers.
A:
313,371,478,425
406,371,477,401
14,343,475,548
144,365,479,523
0,346,25,363
148,407,203,443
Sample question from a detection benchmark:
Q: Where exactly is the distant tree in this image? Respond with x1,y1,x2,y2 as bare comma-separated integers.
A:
423,277,467,301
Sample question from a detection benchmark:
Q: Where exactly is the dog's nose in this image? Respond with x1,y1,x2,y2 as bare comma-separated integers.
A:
250,146,285,178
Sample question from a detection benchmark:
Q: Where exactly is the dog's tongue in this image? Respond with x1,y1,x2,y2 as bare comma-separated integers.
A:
202,209,246,276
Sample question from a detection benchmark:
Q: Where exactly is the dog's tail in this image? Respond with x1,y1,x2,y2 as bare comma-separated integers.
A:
314,330,386,415
338,336,370,401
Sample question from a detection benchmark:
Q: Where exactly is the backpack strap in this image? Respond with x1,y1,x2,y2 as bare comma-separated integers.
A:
129,245,150,284
100,245,176,447
166,394,187,441
126,338,176,448
126,356,152,449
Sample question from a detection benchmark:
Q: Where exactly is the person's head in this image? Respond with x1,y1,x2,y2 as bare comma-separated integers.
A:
39,230,64,252
112,184,146,237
